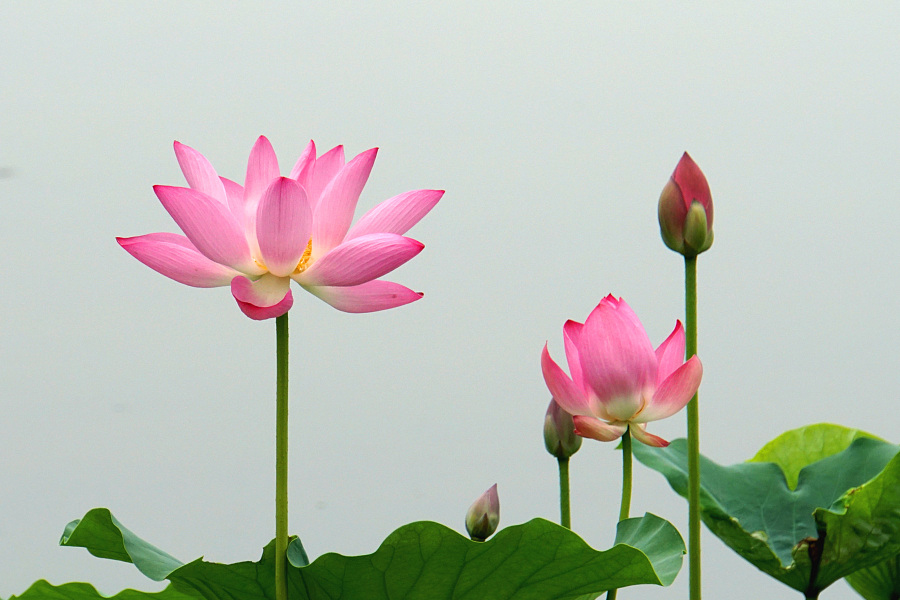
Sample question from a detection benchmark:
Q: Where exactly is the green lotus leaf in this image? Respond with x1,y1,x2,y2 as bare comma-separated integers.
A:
633,423,900,597
846,554,900,599
8,508,685,600
748,423,882,489
6,581,191,600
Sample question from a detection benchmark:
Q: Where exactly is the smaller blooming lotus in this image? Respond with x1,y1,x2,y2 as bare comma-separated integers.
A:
118,136,442,320
658,152,713,257
541,296,702,447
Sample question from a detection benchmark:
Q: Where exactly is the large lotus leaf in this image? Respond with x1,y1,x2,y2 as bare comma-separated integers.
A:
7,581,191,600
748,423,882,489
846,554,900,599
633,424,900,596
12,507,684,600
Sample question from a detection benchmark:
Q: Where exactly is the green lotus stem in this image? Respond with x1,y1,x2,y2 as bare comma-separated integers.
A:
607,426,633,600
275,313,289,600
558,457,571,529
685,255,701,600
619,426,632,523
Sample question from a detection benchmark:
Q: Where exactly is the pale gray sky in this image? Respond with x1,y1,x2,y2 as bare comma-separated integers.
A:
3,2,900,599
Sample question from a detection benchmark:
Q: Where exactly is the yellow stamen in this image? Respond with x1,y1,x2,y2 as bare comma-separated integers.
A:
294,239,314,274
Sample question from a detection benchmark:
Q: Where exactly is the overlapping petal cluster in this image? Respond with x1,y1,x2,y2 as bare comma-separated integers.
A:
118,136,442,319
541,296,702,447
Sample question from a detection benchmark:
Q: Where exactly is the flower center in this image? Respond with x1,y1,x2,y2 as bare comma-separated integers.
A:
294,239,314,274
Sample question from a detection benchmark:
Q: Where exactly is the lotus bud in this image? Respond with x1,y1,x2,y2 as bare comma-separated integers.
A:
658,152,714,257
465,484,499,542
543,398,582,459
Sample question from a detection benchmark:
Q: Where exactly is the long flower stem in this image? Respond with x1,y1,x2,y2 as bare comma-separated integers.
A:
275,313,289,600
558,457,571,529
619,427,632,522
685,256,701,600
607,426,633,600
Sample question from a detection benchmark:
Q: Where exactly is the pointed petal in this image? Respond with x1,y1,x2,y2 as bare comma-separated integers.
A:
541,344,594,417
306,145,345,208
580,297,657,403
655,320,686,385
634,355,702,423
173,141,226,204
154,185,258,274
302,279,423,313
629,425,670,447
296,233,423,287
609,295,647,335
562,319,585,392
242,136,280,245
289,140,316,186
117,233,239,287
244,136,280,202
256,178,313,277
572,416,626,443
345,189,443,240
673,152,713,220
230,274,292,319
313,148,377,255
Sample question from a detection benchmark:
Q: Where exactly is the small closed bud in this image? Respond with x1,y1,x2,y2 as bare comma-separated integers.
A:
465,484,499,542
658,152,714,257
543,399,582,459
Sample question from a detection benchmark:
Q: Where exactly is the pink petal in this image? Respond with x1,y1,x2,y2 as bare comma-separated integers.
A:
154,185,259,275
608,295,647,336
305,145,345,209
173,142,226,204
345,189,444,240
117,233,239,287
312,148,378,256
572,416,626,442
634,355,702,423
221,177,246,224
562,320,585,393
243,136,280,227
580,297,657,404
673,152,713,220
231,273,291,306
234,288,293,320
256,178,313,277
629,425,670,447
655,320,686,386
302,280,423,313
289,140,316,186
541,344,594,417
296,233,423,287
231,274,293,319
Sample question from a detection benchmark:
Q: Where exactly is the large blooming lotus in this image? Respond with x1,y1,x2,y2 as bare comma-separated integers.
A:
117,136,442,319
541,296,702,447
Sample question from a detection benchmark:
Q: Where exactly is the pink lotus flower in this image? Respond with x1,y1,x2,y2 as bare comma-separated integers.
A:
541,296,702,447
118,137,442,319
658,152,714,257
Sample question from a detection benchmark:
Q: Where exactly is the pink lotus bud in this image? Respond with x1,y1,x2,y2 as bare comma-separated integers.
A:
543,399,582,459
465,484,500,541
658,152,714,257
